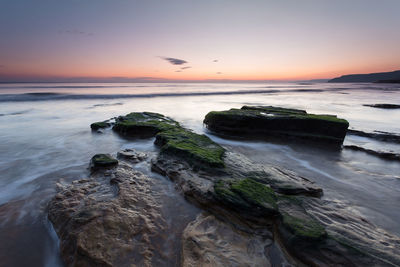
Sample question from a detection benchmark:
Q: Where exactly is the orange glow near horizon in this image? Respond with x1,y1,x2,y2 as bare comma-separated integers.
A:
1,1,400,82
2,63,400,82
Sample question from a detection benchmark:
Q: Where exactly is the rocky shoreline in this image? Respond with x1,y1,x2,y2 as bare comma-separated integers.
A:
48,108,400,266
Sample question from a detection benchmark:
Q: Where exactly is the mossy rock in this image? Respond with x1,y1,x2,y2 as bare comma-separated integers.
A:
90,154,118,169
281,212,326,241
204,106,349,144
156,128,225,168
90,121,110,130
112,112,179,137
277,195,327,242
242,105,307,115
214,178,279,216
94,112,225,168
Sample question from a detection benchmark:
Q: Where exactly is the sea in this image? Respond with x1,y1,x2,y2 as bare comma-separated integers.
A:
0,82,399,266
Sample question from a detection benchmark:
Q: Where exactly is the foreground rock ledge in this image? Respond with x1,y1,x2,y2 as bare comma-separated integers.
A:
182,213,290,266
152,152,400,266
204,105,349,144
48,163,165,266
49,111,400,266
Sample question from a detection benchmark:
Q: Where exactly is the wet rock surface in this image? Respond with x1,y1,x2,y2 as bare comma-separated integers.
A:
112,112,225,167
47,111,400,266
117,149,147,163
151,151,400,266
90,154,118,170
300,198,400,266
48,163,166,266
90,121,111,130
363,103,400,109
203,105,349,144
182,213,290,267
347,129,400,144
344,145,400,162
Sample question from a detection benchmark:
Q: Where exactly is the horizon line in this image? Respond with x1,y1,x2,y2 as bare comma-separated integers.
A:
0,77,331,84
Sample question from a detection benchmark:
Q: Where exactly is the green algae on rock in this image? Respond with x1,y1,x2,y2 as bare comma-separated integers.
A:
113,112,179,137
204,105,349,144
98,112,225,167
281,212,326,241
90,121,110,130
277,195,327,242
90,154,118,169
214,178,279,216
156,128,225,167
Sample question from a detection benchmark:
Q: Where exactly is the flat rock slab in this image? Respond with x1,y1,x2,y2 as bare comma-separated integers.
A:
204,106,349,144
363,104,400,109
224,152,323,197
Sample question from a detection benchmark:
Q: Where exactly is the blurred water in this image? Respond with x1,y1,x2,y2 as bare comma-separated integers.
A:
0,82,399,266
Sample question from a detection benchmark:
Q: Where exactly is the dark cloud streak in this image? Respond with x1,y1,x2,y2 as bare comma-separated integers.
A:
161,57,188,65
181,66,191,70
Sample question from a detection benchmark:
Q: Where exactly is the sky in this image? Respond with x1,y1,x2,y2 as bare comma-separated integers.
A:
0,0,399,82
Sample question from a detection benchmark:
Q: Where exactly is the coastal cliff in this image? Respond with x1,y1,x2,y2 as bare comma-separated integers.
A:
328,70,400,83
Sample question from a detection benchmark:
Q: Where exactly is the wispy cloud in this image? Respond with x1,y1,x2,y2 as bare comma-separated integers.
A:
216,72,222,74
160,57,188,65
181,66,191,70
58,30,94,36
175,70,182,72
213,59,218,62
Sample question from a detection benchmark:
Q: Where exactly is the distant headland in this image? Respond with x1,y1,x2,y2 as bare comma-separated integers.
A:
329,70,400,83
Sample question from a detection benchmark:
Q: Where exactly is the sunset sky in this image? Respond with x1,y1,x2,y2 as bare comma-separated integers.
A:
0,0,399,82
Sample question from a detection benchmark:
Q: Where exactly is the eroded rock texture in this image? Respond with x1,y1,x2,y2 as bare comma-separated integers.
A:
152,152,400,266
48,163,165,266
182,213,285,267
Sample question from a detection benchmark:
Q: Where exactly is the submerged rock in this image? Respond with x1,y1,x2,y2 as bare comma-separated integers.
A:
363,104,400,109
347,129,400,144
90,121,111,130
117,148,147,163
204,105,349,144
90,154,118,170
344,145,400,162
48,164,166,266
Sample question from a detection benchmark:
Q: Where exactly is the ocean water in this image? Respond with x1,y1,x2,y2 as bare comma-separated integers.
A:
0,82,400,266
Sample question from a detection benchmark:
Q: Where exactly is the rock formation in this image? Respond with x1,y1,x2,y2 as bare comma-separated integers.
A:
204,106,349,144
47,111,400,266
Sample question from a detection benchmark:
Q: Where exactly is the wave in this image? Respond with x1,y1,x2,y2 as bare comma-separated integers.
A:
0,109,33,116
0,89,288,102
0,85,148,89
